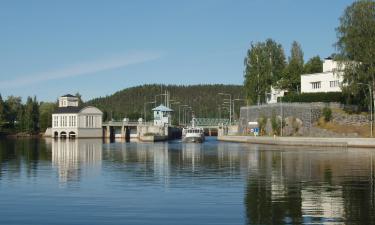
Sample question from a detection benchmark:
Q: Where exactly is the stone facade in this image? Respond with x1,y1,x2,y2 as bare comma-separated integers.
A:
239,103,323,134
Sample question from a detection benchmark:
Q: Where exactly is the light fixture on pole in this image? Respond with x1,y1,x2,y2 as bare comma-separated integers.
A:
218,93,232,125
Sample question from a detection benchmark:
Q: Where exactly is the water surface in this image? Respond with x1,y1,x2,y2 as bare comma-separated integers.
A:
0,137,374,224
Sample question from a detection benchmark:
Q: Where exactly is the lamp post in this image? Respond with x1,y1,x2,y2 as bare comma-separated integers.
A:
154,93,167,107
170,102,180,125
144,101,156,122
233,98,245,122
266,92,283,136
218,93,232,125
358,82,373,137
183,107,192,125
179,105,188,126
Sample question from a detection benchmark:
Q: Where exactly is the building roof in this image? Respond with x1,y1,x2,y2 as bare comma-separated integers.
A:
53,106,82,114
152,104,173,112
61,94,76,97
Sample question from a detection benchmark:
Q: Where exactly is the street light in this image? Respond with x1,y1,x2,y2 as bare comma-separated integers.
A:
218,93,232,125
154,93,167,106
358,82,373,137
233,98,245,122
183,107,192,125
144,101,156,122
179,105,188,126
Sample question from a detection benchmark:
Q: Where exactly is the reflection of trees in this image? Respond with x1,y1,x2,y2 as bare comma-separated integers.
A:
0,138,50,179
245,151,302,225
245,148,375,225
52,139,102,184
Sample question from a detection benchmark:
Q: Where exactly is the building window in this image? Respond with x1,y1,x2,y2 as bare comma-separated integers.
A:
330,80,339,87
311,81,321,89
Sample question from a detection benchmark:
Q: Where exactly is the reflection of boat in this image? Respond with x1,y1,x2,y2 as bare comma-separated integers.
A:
182,117,205,143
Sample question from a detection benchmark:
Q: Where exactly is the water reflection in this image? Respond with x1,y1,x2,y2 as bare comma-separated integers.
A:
244,147,375,225
51,139,102,184
1,139,375,224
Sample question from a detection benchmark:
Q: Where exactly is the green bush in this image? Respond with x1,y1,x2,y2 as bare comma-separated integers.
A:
280,92,345,103
257,115,267,136
323,107,332,122
271,113,281,135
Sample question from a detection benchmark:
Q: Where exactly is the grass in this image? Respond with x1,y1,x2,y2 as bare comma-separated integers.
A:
317,117,371,137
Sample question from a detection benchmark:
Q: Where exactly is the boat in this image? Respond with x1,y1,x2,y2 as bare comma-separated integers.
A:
182,117,205,143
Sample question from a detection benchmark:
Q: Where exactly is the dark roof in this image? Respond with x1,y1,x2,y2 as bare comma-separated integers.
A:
53,106,82,114
325,56,333,60
61,94,76,97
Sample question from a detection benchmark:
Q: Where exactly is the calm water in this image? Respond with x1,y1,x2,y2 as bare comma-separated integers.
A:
1,137,375,225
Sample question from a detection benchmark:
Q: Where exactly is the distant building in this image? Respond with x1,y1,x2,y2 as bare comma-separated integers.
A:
51,94,103,138
266,87,287,104
301,57,344,93
152,104,173,126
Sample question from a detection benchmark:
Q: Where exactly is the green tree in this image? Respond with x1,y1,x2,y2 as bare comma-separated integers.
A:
0,94,5,129
23,96,39,134
244,39,286,104
75,92,84,106
39,102,56,131
336,0,375,110
4,96,22,128
280,41,304,93
304,56,323,74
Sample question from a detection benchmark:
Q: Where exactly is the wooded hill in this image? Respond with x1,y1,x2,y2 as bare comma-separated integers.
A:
87,84,245,121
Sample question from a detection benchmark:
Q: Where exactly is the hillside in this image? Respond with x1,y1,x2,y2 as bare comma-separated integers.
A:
87,84,245,121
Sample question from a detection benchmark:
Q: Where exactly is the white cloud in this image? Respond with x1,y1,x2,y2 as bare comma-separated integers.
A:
0,51,163,89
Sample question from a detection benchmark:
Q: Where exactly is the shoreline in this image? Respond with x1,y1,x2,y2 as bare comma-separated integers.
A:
218,135,375,148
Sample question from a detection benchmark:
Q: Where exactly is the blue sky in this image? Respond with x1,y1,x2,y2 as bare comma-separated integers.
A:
0,0,355,102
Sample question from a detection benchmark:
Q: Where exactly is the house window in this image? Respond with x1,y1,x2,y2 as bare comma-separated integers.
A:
311,82,321,89
330,80,339,87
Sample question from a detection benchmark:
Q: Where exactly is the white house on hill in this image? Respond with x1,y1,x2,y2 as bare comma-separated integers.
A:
301,57,344,93
51,94,103,138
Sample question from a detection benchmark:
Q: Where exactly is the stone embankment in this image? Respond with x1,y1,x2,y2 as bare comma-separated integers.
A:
218,135,375,148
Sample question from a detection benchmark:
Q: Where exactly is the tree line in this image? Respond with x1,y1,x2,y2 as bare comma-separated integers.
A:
87,84,245,122
243,39,323,105
244,0,375,110
0,95,57,135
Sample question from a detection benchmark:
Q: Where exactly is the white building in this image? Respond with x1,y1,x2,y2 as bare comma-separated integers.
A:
266,87,287,104
52,94,103,138
301,57,344,93
152,104,173,126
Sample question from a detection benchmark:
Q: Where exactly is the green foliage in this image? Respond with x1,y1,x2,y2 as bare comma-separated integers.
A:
39,102,57,131
257,115,267,136
279,41,304,93
0,95,4,129
304,56,323,74
323,107,332,122
87,84,245,121
336,1,375,109
271,112,281,135
281,92,345,103
244,39,286,105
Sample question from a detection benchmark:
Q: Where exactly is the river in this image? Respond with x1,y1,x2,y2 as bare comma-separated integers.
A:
0,137,374,224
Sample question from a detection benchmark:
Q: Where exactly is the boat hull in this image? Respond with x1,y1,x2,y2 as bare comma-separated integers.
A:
182,136,205,143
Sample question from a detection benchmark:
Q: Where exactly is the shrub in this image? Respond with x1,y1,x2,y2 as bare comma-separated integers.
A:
323,107,332,122
271,112,281,135
257,115,267,136
280,92,345,103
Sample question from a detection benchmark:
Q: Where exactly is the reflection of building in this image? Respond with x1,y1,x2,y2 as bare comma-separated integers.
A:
52,94,103,138
182,143,202,171
302,187,344,223
52,139,102,183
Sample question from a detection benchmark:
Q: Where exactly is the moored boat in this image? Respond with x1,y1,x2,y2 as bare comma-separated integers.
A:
182,117,205,143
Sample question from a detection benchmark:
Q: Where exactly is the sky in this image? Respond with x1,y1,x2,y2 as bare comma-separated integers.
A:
0,0,356,102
